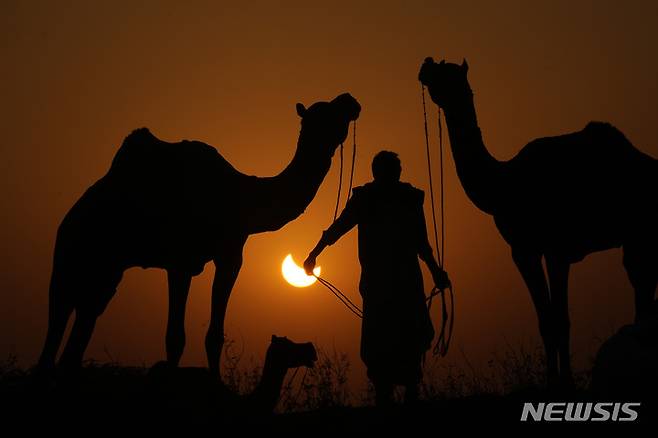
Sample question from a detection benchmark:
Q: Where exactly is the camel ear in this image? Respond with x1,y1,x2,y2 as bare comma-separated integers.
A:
296,103,306,117
461,58,469,74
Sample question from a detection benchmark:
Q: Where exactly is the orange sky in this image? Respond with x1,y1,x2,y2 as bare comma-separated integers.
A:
1,1,657,389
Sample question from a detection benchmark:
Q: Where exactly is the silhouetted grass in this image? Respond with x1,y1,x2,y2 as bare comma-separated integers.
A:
0,341,595,418
279,347,351,412
219,339,352,413
5,332,658,430
420,343,548,399
420,341,595,401
214,338,596,412
221,337,261,395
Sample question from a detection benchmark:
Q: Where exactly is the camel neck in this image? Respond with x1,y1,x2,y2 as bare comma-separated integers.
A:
250,358,288,413
244,131,332,234
443,90,500,215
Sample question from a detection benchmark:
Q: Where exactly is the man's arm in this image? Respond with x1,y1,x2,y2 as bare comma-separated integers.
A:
304,194,359,275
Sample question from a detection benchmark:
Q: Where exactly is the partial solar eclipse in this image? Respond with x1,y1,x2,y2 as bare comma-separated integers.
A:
281,254,320,287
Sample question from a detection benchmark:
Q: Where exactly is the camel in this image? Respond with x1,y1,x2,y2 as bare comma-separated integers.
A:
38,93,361,377
592,301,658,398
418,57,657,385
149,335,317,415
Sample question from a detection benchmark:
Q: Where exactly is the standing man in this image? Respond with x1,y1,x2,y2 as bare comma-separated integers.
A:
304,151,450,405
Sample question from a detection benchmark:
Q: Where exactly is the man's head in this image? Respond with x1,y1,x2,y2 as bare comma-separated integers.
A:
372,151,401,183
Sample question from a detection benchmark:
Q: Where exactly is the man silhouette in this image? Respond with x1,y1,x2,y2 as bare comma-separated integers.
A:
304,151,450,405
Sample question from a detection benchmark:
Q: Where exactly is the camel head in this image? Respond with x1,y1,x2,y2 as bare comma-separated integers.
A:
418,57,471,109
295,93,361,157
266,335,318,370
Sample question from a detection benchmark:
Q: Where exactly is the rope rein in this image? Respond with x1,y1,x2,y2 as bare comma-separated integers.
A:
438,104,446,264
315,276,363,318
422,84,442,266
346,120,357,206
422,85,454,357
333,142,344,222
332,120,358,223
316,120,363,318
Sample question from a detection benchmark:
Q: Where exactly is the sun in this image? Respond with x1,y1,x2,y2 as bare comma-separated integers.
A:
282,254,321,288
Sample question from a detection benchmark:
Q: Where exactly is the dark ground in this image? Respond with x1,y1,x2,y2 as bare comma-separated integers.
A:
0,362,654,433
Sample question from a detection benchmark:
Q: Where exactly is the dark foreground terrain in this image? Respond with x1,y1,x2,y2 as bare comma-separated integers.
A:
0,361,654,432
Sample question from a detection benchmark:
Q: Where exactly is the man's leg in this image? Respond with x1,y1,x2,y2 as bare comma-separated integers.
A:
375,380,394,407
404,384,419,404
404,353,423,404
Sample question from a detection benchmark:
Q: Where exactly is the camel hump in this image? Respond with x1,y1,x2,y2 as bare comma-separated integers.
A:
109,127,160,171
583,121,633,147
124,127,158,145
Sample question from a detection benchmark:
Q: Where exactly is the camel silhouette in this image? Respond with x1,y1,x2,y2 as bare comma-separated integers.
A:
419,57,657,386
592,301,658,398
38,94,360,376
149,335,317,415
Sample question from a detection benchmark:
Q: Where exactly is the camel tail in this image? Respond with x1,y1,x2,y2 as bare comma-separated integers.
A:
37,269,74,373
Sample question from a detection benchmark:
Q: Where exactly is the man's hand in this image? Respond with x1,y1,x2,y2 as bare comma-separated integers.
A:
303,255,317,276
432,268,451,290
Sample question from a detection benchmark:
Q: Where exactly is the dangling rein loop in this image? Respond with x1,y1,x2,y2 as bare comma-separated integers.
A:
422,84,455,357
427,285,454,357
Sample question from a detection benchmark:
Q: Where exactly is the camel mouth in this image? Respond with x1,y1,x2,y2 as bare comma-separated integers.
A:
303,343,318,368
331,93,361,122
418,57,438,86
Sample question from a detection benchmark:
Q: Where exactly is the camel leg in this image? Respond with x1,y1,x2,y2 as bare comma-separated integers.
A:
57,271,121,373
37,275,74,372
623,243,657,322
165,269,192,366
546,256,572,386
512,248,557,385
38,304,72,372
57,310,98,371
206,243,245,376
